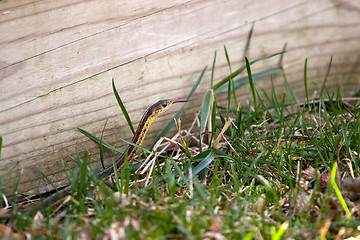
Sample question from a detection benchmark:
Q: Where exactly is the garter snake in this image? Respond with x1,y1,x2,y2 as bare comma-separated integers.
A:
25,99,186,213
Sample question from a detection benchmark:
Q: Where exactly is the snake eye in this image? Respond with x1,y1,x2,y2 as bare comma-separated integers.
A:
162,101,168,108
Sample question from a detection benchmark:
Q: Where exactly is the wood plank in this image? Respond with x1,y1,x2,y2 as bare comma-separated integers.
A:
0,0,359,198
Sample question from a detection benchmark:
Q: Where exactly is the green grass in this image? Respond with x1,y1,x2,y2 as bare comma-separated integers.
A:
1,49,360,239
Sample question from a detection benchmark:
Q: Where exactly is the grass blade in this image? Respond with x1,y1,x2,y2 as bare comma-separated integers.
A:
283,70,299,104
11,170,22,211
165,158,176,198
112,158,122,193
0,162,18,181
78,128,122,154
99,120,108,169
243,23,254,58
330,163,352,221
186,150,216,180
304,58,309,105
34,166,65,201
278,43,287,67
271,221,289,240
212,51,284,91
214,67,279,93
320,56,332,96
200,90,214,147
224,45,238,107
245,56,257,109
112,78,135,135
211,51,217,89
0,136,2,159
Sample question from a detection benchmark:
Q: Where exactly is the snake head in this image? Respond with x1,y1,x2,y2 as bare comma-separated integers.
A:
156,99,187,112
148,99,187,117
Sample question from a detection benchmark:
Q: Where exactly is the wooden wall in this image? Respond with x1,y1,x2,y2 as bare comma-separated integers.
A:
0,0,359,198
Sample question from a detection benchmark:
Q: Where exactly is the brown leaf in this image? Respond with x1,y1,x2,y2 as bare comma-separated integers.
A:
210,218,221,233
0,223,13,235
0,223,23,239
302,166,316,180
290,188,312,215
105,222,126,240
0,208,10,218
319,172,331,190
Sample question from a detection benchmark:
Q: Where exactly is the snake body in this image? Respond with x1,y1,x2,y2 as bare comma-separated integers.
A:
25,99,184,213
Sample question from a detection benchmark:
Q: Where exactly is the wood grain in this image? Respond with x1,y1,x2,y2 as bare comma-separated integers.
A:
0,0,359,198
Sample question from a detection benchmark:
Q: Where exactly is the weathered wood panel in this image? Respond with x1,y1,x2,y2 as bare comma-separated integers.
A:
0,0,359,198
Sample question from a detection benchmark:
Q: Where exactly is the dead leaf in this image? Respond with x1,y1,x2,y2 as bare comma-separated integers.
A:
0,208,10,218
210,218,221,232
0,223,24,239
302,166,316,180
